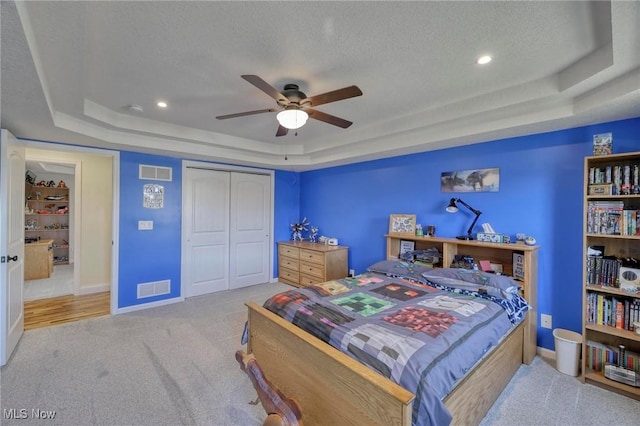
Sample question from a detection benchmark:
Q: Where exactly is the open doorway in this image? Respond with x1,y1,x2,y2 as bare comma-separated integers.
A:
24,160,75,301
21,144,116,329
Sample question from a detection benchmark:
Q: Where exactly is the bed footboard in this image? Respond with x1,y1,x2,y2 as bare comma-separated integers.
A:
246,302,414,426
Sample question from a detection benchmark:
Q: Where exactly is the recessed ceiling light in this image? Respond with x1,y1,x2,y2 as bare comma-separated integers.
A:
157,101,168,109
476,55,492,65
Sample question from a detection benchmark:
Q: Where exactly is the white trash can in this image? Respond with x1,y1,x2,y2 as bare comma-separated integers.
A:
553,328,582,376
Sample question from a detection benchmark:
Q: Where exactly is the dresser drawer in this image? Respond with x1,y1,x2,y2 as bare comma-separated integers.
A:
279,245,300,259
279,256,300,272
299,249,325,265
300,274,324,287
279,267,299,284
300,261,323,278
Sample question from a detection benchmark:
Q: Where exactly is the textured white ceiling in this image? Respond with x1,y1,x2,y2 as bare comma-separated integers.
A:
2,1,639,171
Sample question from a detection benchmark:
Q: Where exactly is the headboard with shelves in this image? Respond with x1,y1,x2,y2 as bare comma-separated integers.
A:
386,233,540,364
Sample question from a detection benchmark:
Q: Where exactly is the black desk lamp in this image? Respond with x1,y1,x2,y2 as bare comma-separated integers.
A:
446,198,482,240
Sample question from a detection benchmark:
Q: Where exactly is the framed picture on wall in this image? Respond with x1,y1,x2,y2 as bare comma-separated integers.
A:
389,214,417,234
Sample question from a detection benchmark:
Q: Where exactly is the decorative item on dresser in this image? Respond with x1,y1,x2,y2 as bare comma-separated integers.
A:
277,241,348,287
582,150,640,400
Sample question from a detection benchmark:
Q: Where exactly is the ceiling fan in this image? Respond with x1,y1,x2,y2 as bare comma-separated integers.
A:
216,75,363,137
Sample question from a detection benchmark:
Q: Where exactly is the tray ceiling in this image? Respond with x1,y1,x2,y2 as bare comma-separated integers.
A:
2,1,639,171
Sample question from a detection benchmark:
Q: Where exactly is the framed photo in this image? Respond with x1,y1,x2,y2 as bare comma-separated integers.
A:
593,132,612,156
441,168,499,193
389,214,416,234
143,183,164,209
400,240,415,255
512,253,525,281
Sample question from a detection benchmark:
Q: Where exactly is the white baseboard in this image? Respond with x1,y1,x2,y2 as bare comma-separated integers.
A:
537,346,556,360
114,296,184,315
77,283,110,295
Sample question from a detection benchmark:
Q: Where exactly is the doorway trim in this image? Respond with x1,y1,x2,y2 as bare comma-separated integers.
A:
20,138,120,315
181,160,275,298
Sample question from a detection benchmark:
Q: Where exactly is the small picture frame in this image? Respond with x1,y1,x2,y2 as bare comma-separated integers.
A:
593,133,612,156
512,253,525,281
389,214,417,234
400,240,415,256
143,183,165,209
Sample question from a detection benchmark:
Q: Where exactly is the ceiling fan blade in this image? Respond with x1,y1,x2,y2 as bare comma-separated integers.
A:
241,75,288,104
216,108,277,120
307,85,363,107
276,125,289,137
307,109,353,128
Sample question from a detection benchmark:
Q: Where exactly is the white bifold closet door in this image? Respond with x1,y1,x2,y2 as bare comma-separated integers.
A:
183,168,270,297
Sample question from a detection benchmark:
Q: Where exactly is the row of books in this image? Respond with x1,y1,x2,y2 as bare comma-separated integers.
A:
586,255,621,287
589,164,640,194
586,201,640,235
586,292,640,331
586,340,640,373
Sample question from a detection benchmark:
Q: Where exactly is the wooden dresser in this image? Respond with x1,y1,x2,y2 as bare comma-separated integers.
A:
24,239,54,280
277,241,348,287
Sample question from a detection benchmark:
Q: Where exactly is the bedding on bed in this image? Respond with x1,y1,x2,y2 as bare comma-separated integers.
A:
263,263,530,426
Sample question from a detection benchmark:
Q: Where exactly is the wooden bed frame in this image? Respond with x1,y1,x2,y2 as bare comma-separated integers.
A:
246,237,538,425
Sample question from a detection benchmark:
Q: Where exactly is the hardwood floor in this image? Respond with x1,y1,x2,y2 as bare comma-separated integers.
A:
24,292,111,330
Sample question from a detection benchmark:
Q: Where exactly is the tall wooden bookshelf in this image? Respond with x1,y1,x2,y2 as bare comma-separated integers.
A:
385,234,539,364
582,151,640,400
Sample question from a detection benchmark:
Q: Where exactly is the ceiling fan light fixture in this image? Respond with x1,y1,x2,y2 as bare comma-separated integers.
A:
276,109,308,130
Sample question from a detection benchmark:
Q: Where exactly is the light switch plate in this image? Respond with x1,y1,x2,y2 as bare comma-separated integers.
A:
138,220,153,230
541,314,552,329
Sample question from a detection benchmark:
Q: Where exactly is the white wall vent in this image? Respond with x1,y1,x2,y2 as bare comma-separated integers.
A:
139,165,172,181
137,280,171,299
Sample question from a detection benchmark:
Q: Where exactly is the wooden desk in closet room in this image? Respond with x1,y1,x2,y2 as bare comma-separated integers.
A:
24,239,54,280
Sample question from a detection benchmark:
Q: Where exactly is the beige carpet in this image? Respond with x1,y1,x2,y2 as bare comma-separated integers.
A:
2,281,639,425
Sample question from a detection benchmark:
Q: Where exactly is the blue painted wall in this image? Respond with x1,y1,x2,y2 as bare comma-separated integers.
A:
116,157,301,309
40,115,636,351
296,117,640,350
274,170,301,245
118,152,183,308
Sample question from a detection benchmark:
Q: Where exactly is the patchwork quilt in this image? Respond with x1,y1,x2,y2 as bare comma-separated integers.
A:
263,269,530,426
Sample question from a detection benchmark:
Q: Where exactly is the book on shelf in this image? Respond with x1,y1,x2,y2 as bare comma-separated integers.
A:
586,340,640,374
588,162,640,195
586,291,640,331
586,201,640,236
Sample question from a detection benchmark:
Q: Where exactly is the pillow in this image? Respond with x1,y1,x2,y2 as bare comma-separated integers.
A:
419,274,508,300
421,268,521,294
367,260,432,283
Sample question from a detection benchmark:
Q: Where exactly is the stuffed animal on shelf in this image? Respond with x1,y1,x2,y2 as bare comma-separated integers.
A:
57,180,67,188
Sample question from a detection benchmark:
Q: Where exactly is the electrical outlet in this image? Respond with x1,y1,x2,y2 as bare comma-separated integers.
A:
349,269,355,277
541,314,552,329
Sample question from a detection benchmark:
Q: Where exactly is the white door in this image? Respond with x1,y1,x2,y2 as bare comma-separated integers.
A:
183,169,230,297
229,173,270,289
0,129,25,366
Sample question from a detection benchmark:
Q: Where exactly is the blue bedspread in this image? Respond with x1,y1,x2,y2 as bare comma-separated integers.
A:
263,270,529,426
